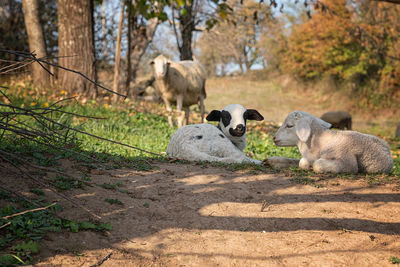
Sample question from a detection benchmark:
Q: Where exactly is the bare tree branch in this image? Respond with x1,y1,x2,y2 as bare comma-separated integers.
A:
1,203,57,220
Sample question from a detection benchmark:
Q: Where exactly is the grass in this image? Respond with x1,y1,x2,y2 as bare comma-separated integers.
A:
389,256,400,264
105,198,123,205
0,190,111,265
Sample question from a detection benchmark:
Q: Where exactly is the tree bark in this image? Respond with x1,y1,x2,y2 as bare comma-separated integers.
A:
112,1,125,102
128,17,158,83
58,0,97,98
101,0,108,59
22,0,49,87
178,4,195,60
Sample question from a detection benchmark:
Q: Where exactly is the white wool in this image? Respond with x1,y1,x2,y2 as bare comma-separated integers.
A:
274,111,393,174
151,55,206,128
167,123,262,164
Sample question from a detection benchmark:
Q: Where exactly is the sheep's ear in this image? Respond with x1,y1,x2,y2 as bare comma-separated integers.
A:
316,118,332,129
245,109,264,121
206,110,221,121
149,61,154,65
295,118,311,142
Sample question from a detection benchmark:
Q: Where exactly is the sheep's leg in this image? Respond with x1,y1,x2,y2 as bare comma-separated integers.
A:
199,95,205,123
313,156,358,174
184,107,190,125
162,97,173,127
176,94,184,128
299,157,312,170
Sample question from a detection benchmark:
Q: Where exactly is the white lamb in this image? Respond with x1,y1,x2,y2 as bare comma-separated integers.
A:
273,111,393,174
150,55,206,128
166,104,264,164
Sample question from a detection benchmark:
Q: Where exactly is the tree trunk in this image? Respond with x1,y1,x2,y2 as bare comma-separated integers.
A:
22,0,49,87
125,1,132,95
178,4,194,60
101,0,108,59
58,0,97,98
112,1,125,103
128,17,158,84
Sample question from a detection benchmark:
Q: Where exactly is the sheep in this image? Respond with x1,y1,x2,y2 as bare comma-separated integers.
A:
166,104,264,164
150,55,207,128
206,104,264,151
273,111,393,174
320,110,352,130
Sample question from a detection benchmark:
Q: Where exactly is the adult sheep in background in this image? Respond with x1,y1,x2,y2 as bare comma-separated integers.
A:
150,55,207,128
273,111,393,174
320,110,352,130
166,104,264,164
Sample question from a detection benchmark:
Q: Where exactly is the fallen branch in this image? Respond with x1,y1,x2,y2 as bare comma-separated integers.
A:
90,252,113,267
0,222,11,230
0,153,101,219
0,184,41,208
1,203,57,220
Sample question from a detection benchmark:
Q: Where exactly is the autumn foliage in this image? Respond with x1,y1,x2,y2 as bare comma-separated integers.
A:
280,0,400,108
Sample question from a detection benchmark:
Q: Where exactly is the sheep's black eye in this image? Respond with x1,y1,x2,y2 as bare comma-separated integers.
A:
286,124,293,128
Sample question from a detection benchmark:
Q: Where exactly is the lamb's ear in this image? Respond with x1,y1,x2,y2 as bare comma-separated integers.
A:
316,118,332,129
206,110,221,121
295,118,311,142
149,60,154,65
244,109,264,121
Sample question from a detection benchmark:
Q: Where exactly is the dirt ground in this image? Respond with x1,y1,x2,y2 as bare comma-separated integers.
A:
5,159,399,266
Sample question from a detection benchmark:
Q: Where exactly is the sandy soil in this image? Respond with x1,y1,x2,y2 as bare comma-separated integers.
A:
5,159,399,266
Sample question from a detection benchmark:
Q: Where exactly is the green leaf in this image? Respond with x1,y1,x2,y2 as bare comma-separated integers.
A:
219,10,227,19
181,8,188,17
176,0,185,7
79,222,97,230
158,12,168,22
11,240,40,254
389,256,400,264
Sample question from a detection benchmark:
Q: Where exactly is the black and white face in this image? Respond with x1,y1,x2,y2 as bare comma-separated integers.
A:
206,104,264,139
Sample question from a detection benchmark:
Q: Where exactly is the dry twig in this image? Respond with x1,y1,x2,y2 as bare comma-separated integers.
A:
90,252,113,267
1,203,57,220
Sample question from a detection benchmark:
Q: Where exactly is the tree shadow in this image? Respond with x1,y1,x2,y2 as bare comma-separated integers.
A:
2,157,400,264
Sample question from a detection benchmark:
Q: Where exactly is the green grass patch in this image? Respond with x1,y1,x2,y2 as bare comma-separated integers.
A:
29,189,44,196
104,198,123,205
0,193,111,265
389,256,400,264
55,175,83,191
100,182,124,190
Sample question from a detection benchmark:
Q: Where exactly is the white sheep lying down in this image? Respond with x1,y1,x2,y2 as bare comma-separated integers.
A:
167,123,261,164
167,104,264,164
273,111,393,174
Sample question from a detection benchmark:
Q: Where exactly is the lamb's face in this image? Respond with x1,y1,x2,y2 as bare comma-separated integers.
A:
150,55,170,79
206,104,264,139
274,111,331,146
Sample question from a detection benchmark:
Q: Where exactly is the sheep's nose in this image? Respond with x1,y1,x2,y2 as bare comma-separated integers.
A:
229,124,246,137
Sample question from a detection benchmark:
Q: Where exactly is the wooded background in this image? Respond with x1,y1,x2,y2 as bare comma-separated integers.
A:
1,0,400,108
